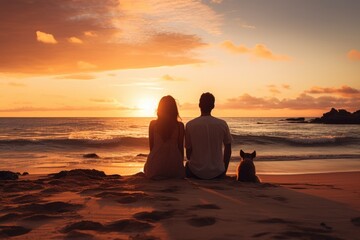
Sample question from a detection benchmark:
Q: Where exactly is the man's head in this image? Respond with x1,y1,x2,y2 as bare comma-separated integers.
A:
199,92,215,114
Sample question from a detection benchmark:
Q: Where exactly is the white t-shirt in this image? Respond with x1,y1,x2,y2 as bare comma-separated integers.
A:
185,116,232,179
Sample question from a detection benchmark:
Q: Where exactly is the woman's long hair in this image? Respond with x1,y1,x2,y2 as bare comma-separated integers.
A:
156,95,180,141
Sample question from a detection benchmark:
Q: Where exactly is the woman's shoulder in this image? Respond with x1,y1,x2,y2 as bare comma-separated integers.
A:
150,119,157,125
149,120,158,129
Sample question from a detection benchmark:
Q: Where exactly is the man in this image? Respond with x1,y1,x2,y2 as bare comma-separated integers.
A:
185,92,232,179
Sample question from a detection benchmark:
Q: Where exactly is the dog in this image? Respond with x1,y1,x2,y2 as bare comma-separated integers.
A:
237,150,260,183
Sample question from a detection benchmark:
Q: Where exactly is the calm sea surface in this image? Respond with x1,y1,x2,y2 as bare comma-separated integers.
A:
0,117,359,175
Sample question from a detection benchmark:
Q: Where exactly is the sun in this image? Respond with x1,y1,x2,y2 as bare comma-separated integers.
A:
136,97,158,117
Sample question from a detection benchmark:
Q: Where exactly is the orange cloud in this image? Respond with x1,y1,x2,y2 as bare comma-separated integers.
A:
282,84,291,89
221,93,359,111
305,85,360,97
8,82,26,87
221,41,249,54
221,41,290,61
347,49,360,61
267,85,281,94
161,74,185,81
68,37,83,44
253,44,290,61
162,74,175,81
118,0,222,37
84,31,97,37
36,31,58,44
241,23,256,29
0,105,133,112
220,85,360,111
77,61,97,70
55,74,96,80
0,1,210,74
89,98,117,103
265,84,291,94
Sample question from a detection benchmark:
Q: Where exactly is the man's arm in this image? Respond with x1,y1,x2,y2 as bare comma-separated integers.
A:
223,120,232,173
186,148,192,160
184,124,192,160
223,143,231,172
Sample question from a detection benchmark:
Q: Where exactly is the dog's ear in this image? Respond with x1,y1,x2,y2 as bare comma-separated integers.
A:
240,150,245,158
251,151,256,158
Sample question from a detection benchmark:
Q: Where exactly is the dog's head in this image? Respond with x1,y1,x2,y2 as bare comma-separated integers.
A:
240,150,256,161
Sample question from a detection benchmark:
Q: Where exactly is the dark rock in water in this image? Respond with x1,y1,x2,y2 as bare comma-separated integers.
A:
310,108,360,124
50,169,106,179
284,117,306,123
0,171,19,180
22,172,29,176
83,153,100,158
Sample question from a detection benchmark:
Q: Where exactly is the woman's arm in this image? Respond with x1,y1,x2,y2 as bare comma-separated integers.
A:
178,122,185,158
149,120,155,151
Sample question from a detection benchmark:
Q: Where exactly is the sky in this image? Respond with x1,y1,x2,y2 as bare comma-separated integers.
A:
0,0,359,117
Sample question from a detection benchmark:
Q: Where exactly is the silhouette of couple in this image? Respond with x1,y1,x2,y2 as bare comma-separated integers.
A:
144,92,232,180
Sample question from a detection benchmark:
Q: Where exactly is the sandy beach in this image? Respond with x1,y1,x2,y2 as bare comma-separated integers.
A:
0,169,359,239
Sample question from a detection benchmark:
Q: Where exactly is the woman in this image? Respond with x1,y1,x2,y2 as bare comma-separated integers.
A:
144,95,185,179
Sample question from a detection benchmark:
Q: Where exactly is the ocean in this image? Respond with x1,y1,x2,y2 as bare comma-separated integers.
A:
0,117,359,175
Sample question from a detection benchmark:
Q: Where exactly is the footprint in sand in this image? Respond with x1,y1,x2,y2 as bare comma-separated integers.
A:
190,204,221,210
0,213,20,223
154,195,179,201
320,222,333,230
16,201,83,214
133,210,174,222
255,220,338,240
255,218,296,224
22,214,63,222
351,217,360,227
275,231,335,239
61,219,154,233
272,196,288,202
255,194,288,203
117,193,149,204
129,233,161,240
274,230,340,240
12,194,42,204
0,225,31,237
64,230,95,240
159,186,181,193
95,191,129,198
105,219,154,232
204,185,228,191
3,181,43,192
186,217,217,227
117,196,139,204
79,187,105,195
94,191,151,204
61,220,104,233
252,232,271,238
